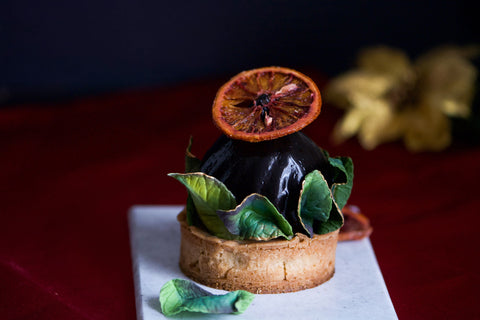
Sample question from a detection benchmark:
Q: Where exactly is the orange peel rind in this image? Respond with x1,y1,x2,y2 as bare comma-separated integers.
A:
212,66,322,142
339,205,373,241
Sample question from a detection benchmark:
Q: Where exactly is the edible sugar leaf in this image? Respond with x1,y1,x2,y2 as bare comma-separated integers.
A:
329,157,354,210
168,172,237,239
185,136,201,173
183,137,203,225
185,194,197,226
315,201,344,235
328,157,347,184
218,193,293,240
297,170,333,236
159,279,255,316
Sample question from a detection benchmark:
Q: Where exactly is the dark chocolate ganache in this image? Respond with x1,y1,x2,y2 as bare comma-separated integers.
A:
200,132,331,234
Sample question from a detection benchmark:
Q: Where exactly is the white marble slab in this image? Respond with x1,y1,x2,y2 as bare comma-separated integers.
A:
129,205,397,320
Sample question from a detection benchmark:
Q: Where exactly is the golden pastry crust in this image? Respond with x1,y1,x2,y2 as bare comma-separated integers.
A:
177,209,338,294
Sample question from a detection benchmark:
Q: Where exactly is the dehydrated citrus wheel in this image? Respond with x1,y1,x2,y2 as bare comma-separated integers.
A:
339,205,373,241
212,66,322,142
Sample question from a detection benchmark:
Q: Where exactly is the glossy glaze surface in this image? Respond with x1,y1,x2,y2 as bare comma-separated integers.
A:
200,132,331,233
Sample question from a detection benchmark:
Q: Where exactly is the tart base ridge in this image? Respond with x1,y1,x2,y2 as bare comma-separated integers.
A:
177,209,338,294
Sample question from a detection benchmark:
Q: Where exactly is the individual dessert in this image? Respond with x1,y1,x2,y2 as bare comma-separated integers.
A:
169,67,358,294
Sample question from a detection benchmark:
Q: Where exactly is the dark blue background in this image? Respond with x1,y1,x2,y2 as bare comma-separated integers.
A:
1,0,477,105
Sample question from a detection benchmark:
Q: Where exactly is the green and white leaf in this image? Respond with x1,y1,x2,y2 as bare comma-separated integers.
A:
159,279,255,316
185,194,197,226
185,136,201,173
315,201,344,235
183,137,203,225
329,156,354,210
218,193,293,241
168,172,237,239
297,170,333,236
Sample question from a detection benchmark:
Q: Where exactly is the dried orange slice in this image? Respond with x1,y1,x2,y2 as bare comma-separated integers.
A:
212,66,322,142
339,205,373,241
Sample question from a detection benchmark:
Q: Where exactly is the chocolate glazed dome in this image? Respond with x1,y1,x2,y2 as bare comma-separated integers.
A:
200,132,332,234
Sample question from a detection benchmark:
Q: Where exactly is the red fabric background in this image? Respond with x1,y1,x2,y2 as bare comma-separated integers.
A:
1,75,479,319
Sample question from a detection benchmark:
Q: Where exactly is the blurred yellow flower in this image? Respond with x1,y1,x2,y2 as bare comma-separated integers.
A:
325,45,479,151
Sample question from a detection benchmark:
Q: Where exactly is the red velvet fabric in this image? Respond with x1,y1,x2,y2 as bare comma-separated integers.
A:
1,75,479,319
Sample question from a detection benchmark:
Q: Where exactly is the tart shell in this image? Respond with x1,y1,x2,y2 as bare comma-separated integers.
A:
177,209,338,294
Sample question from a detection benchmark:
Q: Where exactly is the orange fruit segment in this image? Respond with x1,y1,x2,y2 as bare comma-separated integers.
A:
212,66,322,142
339,205,373,241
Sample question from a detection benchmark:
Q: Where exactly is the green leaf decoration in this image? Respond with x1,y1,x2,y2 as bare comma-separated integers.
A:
185,194,197,226
328,156,354,210
297,170,333,236
183,137,202,225
185,136,201,173
168,172,237,239
328,157,347,183
159,279,255,316
315,202,344,235
218,194,293,241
